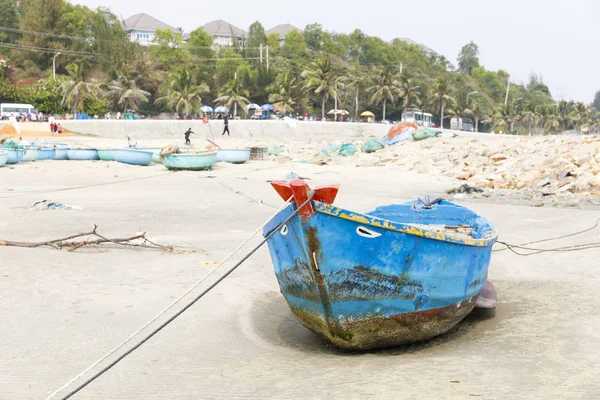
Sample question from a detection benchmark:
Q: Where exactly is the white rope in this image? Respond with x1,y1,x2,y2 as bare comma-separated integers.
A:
45,196,292,400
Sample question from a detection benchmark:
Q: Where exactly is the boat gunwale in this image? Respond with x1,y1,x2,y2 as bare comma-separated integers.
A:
314,201,497,247
162,151,217,158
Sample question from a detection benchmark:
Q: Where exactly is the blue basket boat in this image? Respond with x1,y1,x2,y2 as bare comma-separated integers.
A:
136,148,163,163
263,180,498,350
216,148,251,164
37,148,56,160
161,151,217,171
4,148,23,164
97,149,115,161
53,145,69,160
114,148,154,166
67,149,99,161
0,150,7,167
21,147,39,162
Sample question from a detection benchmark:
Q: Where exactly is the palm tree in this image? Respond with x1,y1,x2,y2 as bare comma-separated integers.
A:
155,68,209,116
301,57,342,120
398,75,420,111
214,75,250,118
106,74,150,113
427,77,455,129
519,103,538,135
493,105,513,133
60,63,103,114
569,102,587,132
465,101,488,132
446,99,467,130
345,65,364,120
367,67,400,121
267,72,305,114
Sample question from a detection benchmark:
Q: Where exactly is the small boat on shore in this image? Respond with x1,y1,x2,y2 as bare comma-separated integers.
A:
53,144,69,160
97,149,115,161
136,148,163,163
5,148,24,164
21,147,39,162
161,151,217,171
114,148,153,166
0,150,7,167
37,148,56,160
216,148,251,164
263,180,497,350
67,149,99,161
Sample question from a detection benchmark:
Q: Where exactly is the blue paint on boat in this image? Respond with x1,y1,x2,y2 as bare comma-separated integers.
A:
161,151,217,171
21,147,39,162
137,148,163,164
216,148,251,164
263,198,497,350
97,149,115,161
114,148,153,166
67,149,99,161
0,150,7,167
52,144,69,160
5,149,24,164
37,148,56,160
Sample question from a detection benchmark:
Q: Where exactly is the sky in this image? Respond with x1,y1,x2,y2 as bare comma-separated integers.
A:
71,0,600,103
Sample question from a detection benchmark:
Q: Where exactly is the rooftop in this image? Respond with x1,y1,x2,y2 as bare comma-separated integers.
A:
266,24,303,38
201,20,247,38
121,13,178,33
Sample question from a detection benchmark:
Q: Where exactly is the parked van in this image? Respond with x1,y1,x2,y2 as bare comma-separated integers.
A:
0,103,38,119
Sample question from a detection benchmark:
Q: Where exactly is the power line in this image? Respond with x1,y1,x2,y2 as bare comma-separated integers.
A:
0,26,89,41
0,42,95,57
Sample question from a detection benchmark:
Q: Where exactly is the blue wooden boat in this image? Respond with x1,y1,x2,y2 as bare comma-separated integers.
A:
21,147,39,162
37,148,56,160
53,145,69,160
114,148,153,166
161,151,217,171
97,149,115,161
216,148,251,164
263,180,498,350
5,148,24,164
67,149,99,161
0,150,7,167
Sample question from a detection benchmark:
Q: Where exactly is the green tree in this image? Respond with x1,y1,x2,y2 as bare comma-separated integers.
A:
398,75,421,111
592,90,600,111
304,23,325,52
245,21,267,59
90,8,131,74
267,72,304,114
186,28,215,59
428,77,455,128
106,74,150,113
302,57,342,120
368,67,401,121
59,63,103,113
493,105,514,133
155,68,209,116
151,28,190,70
457,41,480,75
0,0,19,42
214,74,250,117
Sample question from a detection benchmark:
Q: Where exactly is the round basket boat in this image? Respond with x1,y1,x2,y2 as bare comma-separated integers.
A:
67,149,99,161
216,148,251,164
114,148,154,166
161,151,217,171
21,147,39,162
5,148,24,164
37,148,56,160
0,149,8,167
97,149,115,161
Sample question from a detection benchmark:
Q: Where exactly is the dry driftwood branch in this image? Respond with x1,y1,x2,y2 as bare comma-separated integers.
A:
0,225,174,252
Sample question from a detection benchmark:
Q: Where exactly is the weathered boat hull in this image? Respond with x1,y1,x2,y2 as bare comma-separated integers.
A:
5,149,24,164
21,148,39,162
264,183,497,350
53,145,69,160
216,148,251,164
97,149,115,161
67,149,99,161
114,149,153,166
161,152,217,171
137,148,163,163
0,150,7,167
37,148,56,160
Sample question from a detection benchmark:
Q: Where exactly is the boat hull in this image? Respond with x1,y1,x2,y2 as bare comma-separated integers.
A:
67,149,99,161
114,149,153,166
137,148,163,163
264,200,496,350
97,149,115,161
216,148,251,164
5,149,24,164
161,152,216,171
0,150,7,167
37,148,55,160
21,148,39,162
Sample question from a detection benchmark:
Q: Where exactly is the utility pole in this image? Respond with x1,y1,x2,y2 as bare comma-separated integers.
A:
53,52,61,80
504,79,510,108
266,45,269,71
260,44,263,64
399,62,403,74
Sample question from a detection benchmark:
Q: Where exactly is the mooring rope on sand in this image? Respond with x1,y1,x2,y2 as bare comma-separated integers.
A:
45,195,297,400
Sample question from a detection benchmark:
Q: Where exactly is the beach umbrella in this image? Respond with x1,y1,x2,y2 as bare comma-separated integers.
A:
246,103,261,111
338,110,350,116
261,104,274,111
360,111,375,117
214,106,228,113
327,109,340,115
201,105,214,113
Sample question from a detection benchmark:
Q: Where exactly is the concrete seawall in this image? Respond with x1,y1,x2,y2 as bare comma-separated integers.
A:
59,120,391,140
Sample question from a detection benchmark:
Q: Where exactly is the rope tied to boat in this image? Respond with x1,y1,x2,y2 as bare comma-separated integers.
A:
47,193,314,400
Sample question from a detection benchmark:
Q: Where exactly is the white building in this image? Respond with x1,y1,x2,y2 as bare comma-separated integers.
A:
265,24,303,44
200,20,247,47
122,13,179,46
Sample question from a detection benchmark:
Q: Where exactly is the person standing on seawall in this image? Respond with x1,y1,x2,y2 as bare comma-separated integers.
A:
222,115,230,136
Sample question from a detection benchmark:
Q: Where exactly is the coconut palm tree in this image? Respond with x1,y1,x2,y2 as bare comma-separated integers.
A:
465,100,488,132
367,67,400,121
60,63,103,114
446,98,468,130
267,72,305,114
106,74,150,113
155,68,209,116
493,105,513,133
427,77,455,129
519,103,538,135
398,76,421,111
215,75,250,118
302,57,342,120
345,65,364,120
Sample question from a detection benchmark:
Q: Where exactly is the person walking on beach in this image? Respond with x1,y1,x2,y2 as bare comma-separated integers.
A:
184,127,194,145
222,115,230,136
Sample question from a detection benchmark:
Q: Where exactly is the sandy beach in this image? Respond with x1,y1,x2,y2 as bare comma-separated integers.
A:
1,127,599,399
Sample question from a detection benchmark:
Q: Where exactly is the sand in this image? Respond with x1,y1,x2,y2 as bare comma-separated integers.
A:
0,131,599,399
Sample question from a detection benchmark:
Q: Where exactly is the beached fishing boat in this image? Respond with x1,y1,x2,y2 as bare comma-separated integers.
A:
5,148,24,164
0,149,7,167
114,148,153,166
136,148,163,163
67,149,99,161
53,145,69,160
37,148,56,160
263,180,498,350
161,151,217,171
216,148,251,164
21,147,39,162
97,149,115,161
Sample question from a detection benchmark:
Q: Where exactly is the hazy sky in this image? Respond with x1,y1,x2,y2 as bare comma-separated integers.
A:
71,0,600,102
